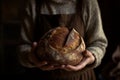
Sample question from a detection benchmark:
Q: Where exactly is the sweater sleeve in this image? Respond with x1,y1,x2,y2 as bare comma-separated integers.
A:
18,0,36,68
82,0,108,68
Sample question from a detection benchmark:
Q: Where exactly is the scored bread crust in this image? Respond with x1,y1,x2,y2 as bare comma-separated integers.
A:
36,26,86,65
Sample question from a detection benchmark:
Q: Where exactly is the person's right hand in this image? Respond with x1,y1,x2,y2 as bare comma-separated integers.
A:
28,42,60,71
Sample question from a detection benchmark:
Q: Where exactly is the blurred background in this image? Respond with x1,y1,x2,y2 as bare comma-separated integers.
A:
0,0,26,75
0,0,120,79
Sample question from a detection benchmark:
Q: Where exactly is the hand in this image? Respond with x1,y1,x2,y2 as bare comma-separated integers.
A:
61,50,95,71
28,42,60,71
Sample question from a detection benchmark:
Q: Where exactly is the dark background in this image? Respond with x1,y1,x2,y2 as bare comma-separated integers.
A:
0,0,120,79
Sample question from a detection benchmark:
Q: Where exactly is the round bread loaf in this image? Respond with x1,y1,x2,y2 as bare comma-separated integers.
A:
36,26,86,65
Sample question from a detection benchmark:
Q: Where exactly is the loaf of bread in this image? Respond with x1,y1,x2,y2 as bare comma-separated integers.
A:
36,26,86,65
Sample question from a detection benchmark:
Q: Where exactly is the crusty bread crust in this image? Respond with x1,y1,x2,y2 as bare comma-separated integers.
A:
36,26,86,65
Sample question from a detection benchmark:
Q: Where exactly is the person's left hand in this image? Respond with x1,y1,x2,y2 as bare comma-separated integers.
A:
60,50,95,71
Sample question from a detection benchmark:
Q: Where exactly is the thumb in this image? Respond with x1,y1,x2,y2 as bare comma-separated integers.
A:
31,42,37,52
83,50,95,65
29,42,38,64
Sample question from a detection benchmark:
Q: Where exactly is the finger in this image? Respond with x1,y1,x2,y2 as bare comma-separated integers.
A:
40,65,60,71
40,65,54,71
66,57,92,71
30,42,37,59
83,50,95,64
31,42,37,52
83,50,91,57
29,42,41,65
36,61,48,67
60,65,72,71
66,58,87,71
